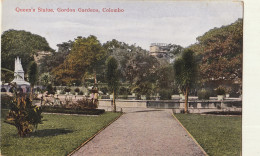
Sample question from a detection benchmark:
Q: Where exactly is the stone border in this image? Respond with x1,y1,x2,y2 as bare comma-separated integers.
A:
67,112,124,156
172,112,208,156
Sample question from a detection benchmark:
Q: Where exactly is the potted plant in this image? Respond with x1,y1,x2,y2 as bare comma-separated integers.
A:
216,86,226,101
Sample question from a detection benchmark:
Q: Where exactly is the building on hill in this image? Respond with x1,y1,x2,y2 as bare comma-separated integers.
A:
149,43,172,62
34,51,52,65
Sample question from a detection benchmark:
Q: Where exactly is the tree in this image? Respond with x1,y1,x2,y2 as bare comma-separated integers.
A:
106,56,119,112
189,19,242,85
1,29,54,82
28,61,38,99
174,49,197,113
52,36,106,85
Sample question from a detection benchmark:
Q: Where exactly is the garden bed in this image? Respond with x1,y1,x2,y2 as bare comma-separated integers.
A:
41,106,105,115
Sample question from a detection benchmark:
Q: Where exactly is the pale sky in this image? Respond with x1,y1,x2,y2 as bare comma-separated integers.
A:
2,0,243,50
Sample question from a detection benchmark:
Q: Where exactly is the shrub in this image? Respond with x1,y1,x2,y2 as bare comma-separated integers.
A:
41,106,105,115
5,93,43,137
75,98,98,109
216,86,226,95
79,91,84,95
64,87,71,93
159,89,172,100
46,84,55,95
197,89,210,100
74,88,80,93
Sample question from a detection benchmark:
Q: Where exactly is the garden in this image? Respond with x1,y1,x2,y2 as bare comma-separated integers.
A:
1,109,121,155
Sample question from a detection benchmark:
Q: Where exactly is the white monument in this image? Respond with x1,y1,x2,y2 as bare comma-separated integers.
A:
1,57,30,93
11,57,30,86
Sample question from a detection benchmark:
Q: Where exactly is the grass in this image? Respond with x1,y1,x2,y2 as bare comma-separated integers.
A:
1,109,122,156
174,114,242,156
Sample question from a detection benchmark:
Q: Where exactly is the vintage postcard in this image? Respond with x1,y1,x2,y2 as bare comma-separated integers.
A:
1,0,245,155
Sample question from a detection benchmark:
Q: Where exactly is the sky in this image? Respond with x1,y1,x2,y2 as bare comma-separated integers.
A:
2,0,243,51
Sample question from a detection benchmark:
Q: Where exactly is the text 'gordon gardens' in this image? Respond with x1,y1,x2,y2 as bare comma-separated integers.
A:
15,7,125,13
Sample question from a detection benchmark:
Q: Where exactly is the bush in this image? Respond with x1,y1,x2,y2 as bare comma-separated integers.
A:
46,84,55,95
5,93,43,137
159,89,172,100
75,98,98,109
79,91,84,95
198,89,210,100
216,86,226,95
41,106,105,115
74,88,80,93
64,87,71,93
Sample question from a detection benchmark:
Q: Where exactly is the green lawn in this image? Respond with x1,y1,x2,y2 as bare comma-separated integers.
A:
1,109,122,156
174,114,241,156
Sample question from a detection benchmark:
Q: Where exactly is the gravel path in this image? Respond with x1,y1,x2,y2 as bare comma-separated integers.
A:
72,108,205,156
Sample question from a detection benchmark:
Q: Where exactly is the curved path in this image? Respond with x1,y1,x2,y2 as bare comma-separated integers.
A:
72,108,205,156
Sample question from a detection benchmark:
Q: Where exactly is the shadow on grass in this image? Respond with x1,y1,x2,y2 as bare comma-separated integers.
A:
30,128,74,137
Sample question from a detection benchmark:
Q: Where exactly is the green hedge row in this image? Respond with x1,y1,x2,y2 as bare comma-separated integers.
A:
41,106,105,115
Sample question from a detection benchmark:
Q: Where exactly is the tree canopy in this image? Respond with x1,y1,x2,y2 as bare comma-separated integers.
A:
190,19,243,85
52,36,106,85
1,29,54,82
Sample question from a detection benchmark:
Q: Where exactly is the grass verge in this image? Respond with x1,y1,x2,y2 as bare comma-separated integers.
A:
1,109,122,156
174,114,241,156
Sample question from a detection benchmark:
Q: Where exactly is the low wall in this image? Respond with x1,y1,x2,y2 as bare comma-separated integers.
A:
99,99,147,108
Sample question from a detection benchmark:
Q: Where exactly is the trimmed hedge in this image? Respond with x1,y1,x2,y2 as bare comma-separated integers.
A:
203,111,241,115
41,106,105,115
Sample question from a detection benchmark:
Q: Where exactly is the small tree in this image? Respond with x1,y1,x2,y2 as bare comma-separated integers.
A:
28,61,38,100
5,83,43,137
106,56,119,112
173,49,197,113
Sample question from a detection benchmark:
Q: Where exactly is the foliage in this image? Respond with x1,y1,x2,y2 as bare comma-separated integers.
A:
174,49,197,92
46,84,55,95
216,86,226,95
28,61,38,95
119,87,131,95
100,87,109,95
156,65,175,91
1,110,121,155
190,19,242,85
106,56,120,94
64,87,71,93
74,88,80,93
38,40,73,75
52,36,106,85
175,114,241,156
41,106,103,115
79,91,84,95
74,98,98,109
1,29,54,82
159,89,172,100
174,49,197,113
39,72,53,87
1,94,13,109
197,89,210,100
5,84,43,137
